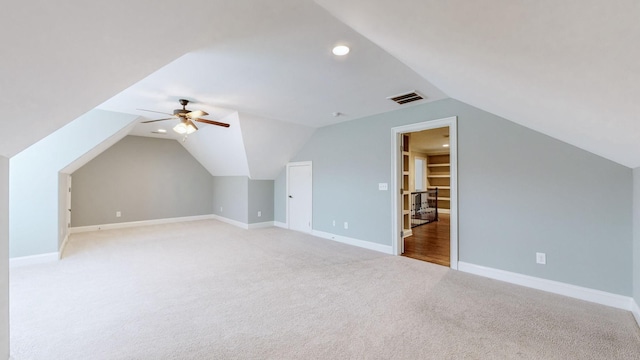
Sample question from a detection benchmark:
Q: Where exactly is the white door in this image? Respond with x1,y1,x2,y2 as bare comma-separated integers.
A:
287,163,312,233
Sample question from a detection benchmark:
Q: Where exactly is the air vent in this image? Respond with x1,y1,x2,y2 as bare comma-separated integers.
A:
387,91,425,105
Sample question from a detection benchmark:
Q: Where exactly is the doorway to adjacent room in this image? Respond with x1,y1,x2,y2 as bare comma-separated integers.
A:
391,117,458,269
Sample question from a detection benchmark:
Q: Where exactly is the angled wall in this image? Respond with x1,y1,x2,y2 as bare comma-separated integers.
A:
280,98,632,296
181,112,250,177
9,110,138,257
239,113,316,180
71,136,214,227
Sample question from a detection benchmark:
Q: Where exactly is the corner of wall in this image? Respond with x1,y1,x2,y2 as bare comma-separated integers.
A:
632,168,640,318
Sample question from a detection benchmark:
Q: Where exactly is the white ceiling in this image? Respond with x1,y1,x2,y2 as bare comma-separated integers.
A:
3,0,640,170
315,0,640,167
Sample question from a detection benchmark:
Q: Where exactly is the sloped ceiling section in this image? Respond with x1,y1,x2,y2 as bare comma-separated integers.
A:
238,113,316,180
180,112,250,177
315,0,640,167
0,0,302,158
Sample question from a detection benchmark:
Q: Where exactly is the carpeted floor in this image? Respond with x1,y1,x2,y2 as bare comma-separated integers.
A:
9,220,640,359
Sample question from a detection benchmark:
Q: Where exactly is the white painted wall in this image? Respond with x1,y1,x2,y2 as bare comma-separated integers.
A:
10,110,138,258
180,112,250,177
239,113,316,180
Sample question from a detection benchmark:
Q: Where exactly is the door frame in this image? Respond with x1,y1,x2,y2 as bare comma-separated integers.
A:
390,116,458,270
286,161,313,232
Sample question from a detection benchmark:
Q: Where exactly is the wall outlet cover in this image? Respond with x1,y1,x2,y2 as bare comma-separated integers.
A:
536,252,546,265
378,183,388,191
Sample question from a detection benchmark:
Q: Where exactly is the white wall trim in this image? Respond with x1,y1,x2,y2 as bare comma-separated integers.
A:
10,252,59,268
210,214,249,229
311,230,393,255
59,233,70,259
274,221,287,229
248,221,274,229
70,214,217,233
632,299,640,328
458,262,634,311
391,116,458,270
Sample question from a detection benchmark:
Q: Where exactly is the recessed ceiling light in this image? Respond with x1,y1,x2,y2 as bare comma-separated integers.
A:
332,45,350,56
157,129,167,133
443,144,449,148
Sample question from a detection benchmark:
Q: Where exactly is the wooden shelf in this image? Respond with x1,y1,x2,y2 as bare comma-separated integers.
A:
427,153,450,211
427,174,450,178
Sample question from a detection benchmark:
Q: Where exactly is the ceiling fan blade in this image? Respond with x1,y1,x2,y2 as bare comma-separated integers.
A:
186,110,208,118
141,118,174,123
136,109,174,116
187,119,198,130
194,118,230,127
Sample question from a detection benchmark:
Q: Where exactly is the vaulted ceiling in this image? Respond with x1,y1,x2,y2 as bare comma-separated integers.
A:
3,1,639,169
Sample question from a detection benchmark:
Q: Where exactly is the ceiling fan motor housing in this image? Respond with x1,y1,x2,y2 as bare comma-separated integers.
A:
173,109,190,117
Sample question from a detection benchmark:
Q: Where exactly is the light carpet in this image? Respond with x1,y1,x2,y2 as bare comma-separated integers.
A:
10,220,640,359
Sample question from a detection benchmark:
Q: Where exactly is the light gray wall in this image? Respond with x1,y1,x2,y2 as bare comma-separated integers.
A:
212,176,249,223
274,171,286,223
283,98,632,296
248,179,274,223
10,110,138,257
71,136,214,227
634,168,640,306
0,157,9,357
58,173,69,248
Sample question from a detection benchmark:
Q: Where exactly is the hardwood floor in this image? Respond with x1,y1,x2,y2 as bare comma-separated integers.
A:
402,213,450,266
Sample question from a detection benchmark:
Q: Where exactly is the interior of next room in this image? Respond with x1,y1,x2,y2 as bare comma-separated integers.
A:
2,1,640,359
401,127,451,267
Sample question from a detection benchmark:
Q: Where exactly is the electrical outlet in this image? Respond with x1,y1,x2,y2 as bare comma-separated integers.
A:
258,211,262,217
220,206,223,212
536,252,546,265
116,211,121,218
344,222,348,229
332,220,336,227
378,183,388,191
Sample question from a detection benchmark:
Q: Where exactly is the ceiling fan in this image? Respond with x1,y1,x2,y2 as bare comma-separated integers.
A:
139,99,230,135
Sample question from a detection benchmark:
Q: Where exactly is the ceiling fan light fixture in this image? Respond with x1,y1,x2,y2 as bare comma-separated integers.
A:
173,122,197,135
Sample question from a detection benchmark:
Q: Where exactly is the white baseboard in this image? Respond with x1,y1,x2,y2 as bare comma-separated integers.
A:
458,262,634,311
632,299,640,328
248,221,274,229
311,230,393,255
274,221,287,229
70,214,217,233
211,214,249,229
10,252,59,268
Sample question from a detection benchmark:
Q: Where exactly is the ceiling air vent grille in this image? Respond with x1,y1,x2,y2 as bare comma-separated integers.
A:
388,91,424,105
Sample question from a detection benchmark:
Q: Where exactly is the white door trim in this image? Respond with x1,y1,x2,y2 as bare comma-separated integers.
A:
286,161,313,232
391,116,459,270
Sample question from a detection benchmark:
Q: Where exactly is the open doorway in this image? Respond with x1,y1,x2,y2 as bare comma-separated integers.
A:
391,117,458,269
402,128,451,266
